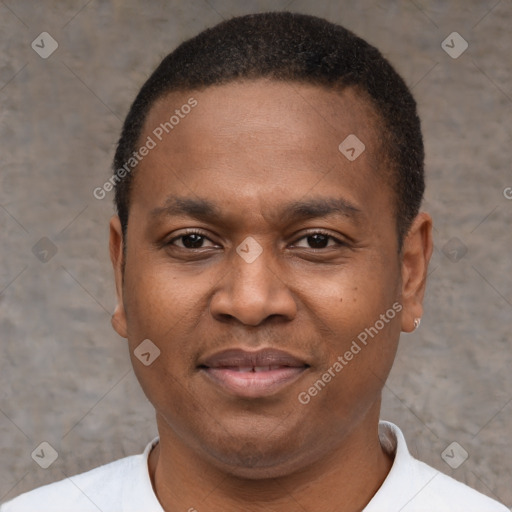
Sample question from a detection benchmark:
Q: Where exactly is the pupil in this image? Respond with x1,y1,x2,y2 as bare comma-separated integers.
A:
183,234,203,248
308,234,328,248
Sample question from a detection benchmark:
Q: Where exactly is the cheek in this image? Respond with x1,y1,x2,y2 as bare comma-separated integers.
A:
301,256,400,331
124,266,201,422
123,259,195,338
123,257,211,372
302,311,400,424
298,255,401,389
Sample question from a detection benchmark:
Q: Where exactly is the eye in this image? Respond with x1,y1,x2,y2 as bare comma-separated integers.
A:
292,231,345,250
167,230,218,249
166,229,346,251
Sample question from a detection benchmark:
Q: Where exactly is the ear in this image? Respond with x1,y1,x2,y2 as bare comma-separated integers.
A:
400,212,433,333
109,215,128,339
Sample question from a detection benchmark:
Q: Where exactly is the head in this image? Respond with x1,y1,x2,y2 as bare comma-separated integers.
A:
113,11,425,254
109,12,432,479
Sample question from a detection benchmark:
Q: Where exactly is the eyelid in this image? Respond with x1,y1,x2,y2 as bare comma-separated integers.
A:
166,228,347,249
291,229,347,247
167,228,218,247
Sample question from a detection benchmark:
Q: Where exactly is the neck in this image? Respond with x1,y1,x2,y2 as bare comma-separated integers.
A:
148,406,393,512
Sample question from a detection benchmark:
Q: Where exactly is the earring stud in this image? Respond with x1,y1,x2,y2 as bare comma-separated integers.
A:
413,318,421,330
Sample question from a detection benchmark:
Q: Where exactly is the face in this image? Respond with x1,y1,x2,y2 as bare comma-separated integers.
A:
110,79,431,478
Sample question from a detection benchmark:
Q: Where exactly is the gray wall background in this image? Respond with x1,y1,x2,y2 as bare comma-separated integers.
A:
1,0,511,508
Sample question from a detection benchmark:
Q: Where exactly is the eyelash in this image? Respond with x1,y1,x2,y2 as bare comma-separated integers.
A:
167,229,346,250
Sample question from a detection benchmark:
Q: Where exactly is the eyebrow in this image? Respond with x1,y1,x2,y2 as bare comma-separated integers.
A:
150,195,362,224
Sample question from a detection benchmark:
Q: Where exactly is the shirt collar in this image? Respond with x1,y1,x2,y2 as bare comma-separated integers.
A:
123,436,164,511
364,420,427,511
139,422,413,512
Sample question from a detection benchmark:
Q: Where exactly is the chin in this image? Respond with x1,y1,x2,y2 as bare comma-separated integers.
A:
199,432,308,480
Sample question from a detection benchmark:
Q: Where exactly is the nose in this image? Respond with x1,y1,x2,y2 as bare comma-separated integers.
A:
209,244,297,327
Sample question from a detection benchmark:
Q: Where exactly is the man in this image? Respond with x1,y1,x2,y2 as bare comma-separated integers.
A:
2,11,507,512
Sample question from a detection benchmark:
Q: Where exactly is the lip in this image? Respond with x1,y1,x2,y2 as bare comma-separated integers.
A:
198,348,310,398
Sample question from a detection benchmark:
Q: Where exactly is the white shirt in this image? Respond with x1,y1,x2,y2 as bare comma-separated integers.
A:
1,421,508,512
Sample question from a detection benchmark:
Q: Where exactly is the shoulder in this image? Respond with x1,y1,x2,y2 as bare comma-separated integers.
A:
367,421,508,512
1,448,151,512
405,457,509,512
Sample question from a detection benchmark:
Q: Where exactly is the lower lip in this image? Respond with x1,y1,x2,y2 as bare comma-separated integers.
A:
200,367,307,398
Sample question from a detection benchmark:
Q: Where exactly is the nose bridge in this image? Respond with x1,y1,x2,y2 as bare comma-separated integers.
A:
209,236,297,326
232,238,275,291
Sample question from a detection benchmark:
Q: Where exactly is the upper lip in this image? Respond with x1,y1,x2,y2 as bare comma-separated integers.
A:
198,348,309,369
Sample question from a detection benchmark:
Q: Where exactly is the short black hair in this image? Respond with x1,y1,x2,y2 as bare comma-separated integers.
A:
113,11,424,249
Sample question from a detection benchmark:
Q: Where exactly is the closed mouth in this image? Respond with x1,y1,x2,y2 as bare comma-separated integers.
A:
197,347,310,398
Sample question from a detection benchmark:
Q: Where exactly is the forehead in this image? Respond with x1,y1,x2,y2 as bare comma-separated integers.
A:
144,79,384,156
130,79,392,225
